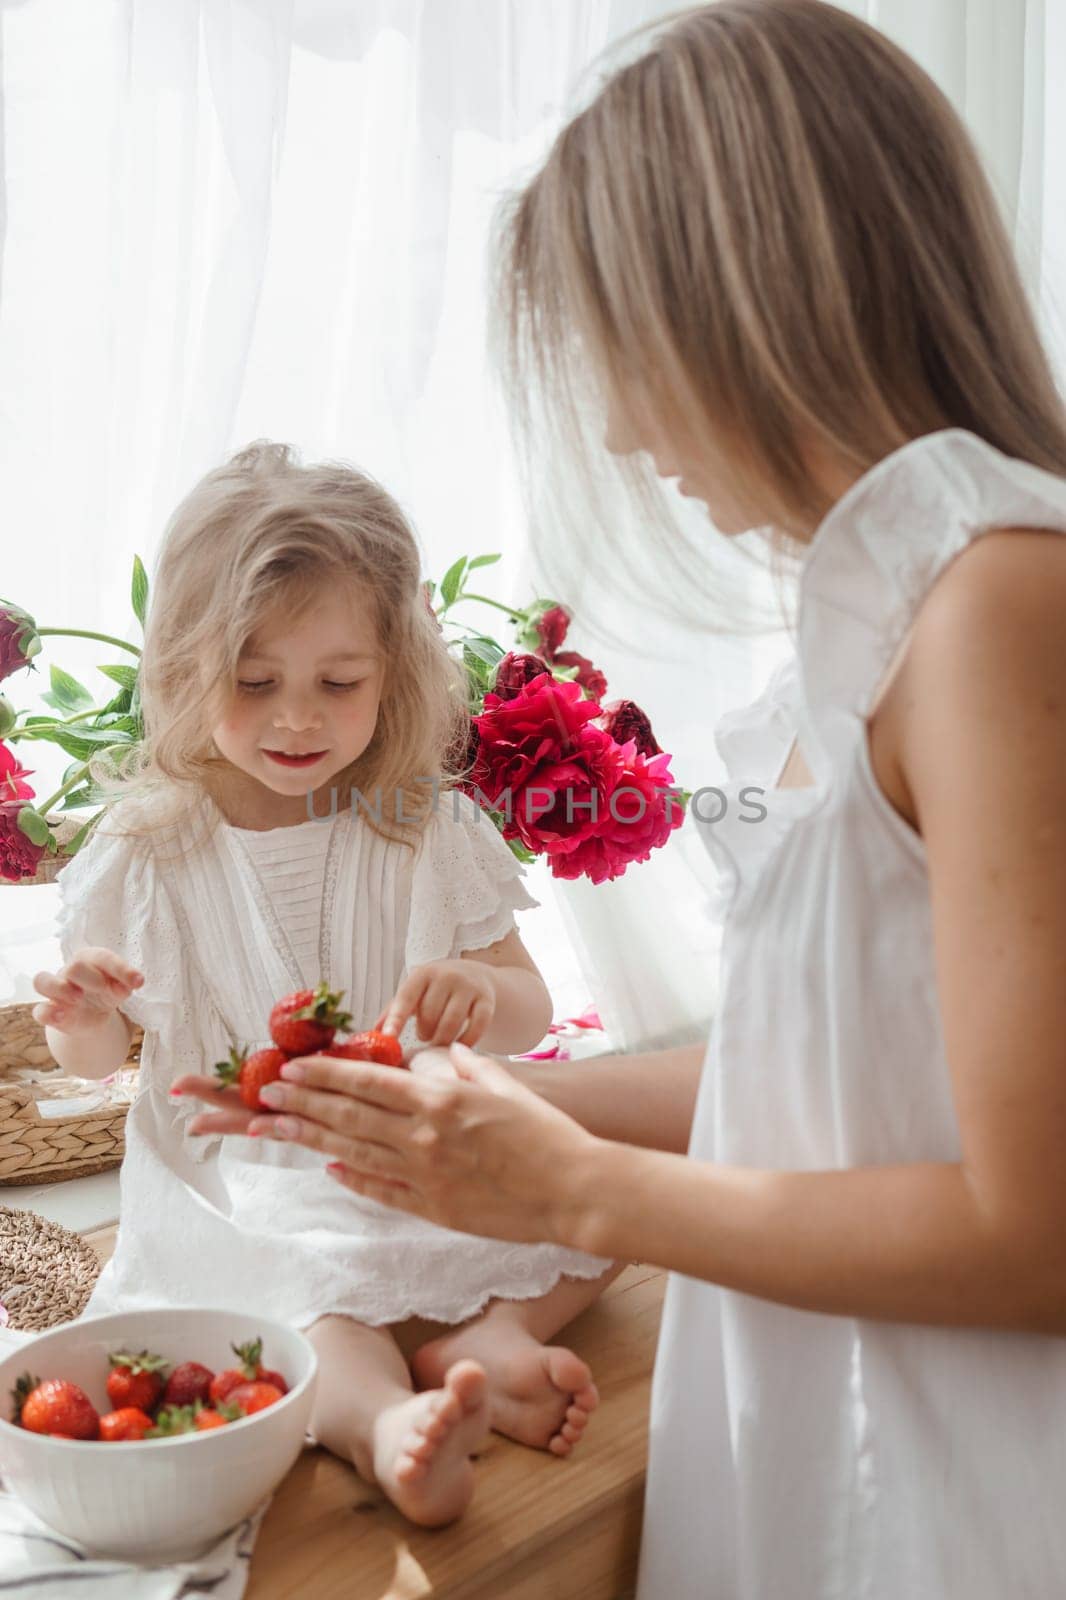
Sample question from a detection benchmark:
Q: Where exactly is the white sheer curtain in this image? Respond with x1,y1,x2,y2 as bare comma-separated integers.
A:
542,0,1066,1050
1,0,1063,1042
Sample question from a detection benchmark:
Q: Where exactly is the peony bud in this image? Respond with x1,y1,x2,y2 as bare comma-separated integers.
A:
492,651,551,701
0,603,41,684
601,698,662,757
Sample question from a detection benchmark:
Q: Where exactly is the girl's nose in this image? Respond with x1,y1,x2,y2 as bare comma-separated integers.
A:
273,703,322,731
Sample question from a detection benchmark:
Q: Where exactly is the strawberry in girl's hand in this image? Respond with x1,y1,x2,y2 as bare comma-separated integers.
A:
106,1349,168,1413
269,982,352,1056
161,1361,214,1409
320,1030,406,1069
208,1337,288,1405
227,1380,284,1416
99,1406,155,1441
13,1374,99,1439
214,1044,288,1111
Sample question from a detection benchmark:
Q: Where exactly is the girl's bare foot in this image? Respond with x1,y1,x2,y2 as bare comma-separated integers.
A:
412,1326,599,1456
369,1359,490,1526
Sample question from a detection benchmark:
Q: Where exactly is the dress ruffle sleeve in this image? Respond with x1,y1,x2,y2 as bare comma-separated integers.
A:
404,792,539,971
54,818,178,1037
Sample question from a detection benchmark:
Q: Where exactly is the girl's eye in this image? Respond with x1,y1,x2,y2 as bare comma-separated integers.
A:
236,680,361,693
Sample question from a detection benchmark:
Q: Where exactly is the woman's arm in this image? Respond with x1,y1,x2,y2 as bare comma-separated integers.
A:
514,1043,704,1154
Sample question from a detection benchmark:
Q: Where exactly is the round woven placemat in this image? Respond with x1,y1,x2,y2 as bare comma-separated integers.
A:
0,1206,101,1332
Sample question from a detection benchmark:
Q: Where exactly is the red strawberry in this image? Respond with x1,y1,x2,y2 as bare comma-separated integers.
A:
161,1361,214,1409
194,1403,241,1430
99,1406,155,1442
321,1031,406,1069
227,1380,284,1416
215,1044,288,1111
208,1337,288,1404
13,1374,99,1440
106,1349,168,1414
269,983,352,1056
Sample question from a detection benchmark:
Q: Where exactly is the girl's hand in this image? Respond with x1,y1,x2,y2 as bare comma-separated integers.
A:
191,1042,601,1247
169,1074,259,1136
378,960,496,1047
32,948,143,1035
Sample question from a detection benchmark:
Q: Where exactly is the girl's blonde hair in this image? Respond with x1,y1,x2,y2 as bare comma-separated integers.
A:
493,0,1066,633
101,442,469,849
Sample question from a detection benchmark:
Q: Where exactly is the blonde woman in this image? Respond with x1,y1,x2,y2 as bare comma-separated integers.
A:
33,442,619,1526
183,2,1066,1594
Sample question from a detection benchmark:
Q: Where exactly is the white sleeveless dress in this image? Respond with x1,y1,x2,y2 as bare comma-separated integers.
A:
56,790,611,1328
637,430,1066,1600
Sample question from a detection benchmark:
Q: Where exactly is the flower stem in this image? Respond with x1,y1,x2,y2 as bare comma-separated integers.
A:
38,762,93,816
37,628,141,658
9,706,108,740
455,592,522,618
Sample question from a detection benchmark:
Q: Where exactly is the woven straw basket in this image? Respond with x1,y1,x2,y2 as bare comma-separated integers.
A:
1,816,142,1185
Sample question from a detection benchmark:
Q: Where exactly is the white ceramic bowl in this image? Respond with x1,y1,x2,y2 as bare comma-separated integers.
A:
0,1306,317,1562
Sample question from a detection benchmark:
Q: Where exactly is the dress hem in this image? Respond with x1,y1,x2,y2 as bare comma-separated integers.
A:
287,1259,615,1332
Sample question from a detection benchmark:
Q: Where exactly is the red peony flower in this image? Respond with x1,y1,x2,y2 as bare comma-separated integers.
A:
492,651,551,701
600,698,661,757
464,674,601,819
0,742,35,802
0,801,46,882
0,603,40,683
503,721,627,855
552,650,608,701
547,743,685,885
534,604,570,657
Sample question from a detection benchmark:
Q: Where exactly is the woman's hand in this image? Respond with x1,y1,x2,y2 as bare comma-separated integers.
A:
378,959,497,1047
32,947,143,1035
174,1042,600,1247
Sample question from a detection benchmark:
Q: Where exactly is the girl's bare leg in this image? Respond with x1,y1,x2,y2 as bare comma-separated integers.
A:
409,1260,628,1455
308,1315,490,1526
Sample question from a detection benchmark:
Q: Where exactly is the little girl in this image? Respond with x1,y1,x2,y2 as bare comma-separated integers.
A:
32,442,617,1526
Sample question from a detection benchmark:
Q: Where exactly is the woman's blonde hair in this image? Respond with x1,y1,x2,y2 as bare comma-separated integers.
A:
493,0,1066,633
100,442,469,849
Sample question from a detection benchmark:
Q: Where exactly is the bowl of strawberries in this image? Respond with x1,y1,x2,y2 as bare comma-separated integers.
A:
0,1307,317,1561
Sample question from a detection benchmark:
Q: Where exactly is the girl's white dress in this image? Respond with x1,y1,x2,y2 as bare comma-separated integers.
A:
59,791,611,1327
637,430,1066,1600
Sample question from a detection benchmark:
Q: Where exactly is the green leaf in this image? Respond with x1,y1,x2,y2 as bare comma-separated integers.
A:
16,807,51,846
466,553,501,571
131,555,149,627
58,788,96,812
46,665,96,715
439,556,468,608
99,663,139,692
64,815,105,855
423,579,436,601
462,637,505,669
505,835,537,865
